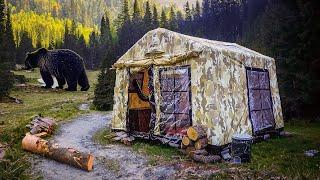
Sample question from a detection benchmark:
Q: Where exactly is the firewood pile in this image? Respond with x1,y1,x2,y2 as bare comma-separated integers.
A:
180,126,221,164
26,116,57,136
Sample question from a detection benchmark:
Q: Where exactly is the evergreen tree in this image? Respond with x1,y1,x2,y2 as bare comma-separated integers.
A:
100,12,112,47
168,6,178,31
0,0,13,99
185,1,192,22
143,1,153,31
16,31,33,64
160,9,168,29
152,5,159,28
117,0,133,55
5,8,16,64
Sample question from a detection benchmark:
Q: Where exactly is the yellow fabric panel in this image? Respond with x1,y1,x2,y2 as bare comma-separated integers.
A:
129,93,150,109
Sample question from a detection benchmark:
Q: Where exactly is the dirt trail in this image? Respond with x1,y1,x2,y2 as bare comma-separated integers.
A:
31,113,176,180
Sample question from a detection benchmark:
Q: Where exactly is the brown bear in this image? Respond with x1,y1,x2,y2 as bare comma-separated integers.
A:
25,48,90,91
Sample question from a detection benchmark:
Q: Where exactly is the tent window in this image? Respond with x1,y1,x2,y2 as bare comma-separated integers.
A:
159,66,192,135
246,68,275,134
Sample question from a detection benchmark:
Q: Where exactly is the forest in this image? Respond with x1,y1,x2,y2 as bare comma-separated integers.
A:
1,0,320,120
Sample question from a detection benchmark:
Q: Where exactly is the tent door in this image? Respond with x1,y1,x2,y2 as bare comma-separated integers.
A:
128,70,151,133
246,68,275,134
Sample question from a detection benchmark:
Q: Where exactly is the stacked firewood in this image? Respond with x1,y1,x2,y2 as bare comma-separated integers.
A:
26,116,57,136
180,126,221,164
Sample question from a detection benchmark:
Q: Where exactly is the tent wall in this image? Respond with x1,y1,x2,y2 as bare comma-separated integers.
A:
112,68,129,130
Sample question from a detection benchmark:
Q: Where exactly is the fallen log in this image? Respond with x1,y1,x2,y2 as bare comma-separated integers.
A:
182,136,194,147
195,138,208,150
190,154,221,164
187,126,206,141
22,133,94,171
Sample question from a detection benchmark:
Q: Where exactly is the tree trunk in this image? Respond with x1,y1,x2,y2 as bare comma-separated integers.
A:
187,126,206,141
22,133,94,171
195,138,208,150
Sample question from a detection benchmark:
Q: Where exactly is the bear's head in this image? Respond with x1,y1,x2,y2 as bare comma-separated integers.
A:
25,48,48,70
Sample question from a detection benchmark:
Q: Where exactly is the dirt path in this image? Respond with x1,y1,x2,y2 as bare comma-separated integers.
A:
31,113,176,180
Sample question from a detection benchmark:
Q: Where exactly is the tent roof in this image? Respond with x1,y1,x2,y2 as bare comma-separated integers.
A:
113,28,273,68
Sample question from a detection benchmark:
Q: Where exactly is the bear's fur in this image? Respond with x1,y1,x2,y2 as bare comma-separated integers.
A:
25,48,90,91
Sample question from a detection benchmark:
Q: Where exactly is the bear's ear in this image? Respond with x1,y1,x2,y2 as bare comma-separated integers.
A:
38,48,48,54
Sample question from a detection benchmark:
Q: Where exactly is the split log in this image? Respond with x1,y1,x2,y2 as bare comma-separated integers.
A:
182,136,194,147
22,133,94,171
190,154,221,164
187,126,206,141
195,138,208,150
27,117,56,135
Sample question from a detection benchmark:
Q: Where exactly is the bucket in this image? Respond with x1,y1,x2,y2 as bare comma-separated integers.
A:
231,134,253,163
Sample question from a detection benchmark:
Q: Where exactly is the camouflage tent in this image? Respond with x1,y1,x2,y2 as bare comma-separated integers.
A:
111,28,284,146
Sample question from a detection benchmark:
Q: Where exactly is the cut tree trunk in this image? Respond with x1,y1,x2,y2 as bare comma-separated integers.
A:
187,126,206,141
195,138,208,150
182,136,194,147
190,154,221,164
22,133,94,171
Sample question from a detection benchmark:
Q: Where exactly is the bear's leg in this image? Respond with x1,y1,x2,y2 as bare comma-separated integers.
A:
56,77,66,89
65,76,77,91
40,70,53,88
78,70,90,91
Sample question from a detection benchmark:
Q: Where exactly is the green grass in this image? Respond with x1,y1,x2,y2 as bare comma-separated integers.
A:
212,121,320,179
0,69,99,179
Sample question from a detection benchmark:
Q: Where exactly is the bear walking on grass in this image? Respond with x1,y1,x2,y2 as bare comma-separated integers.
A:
25,48,90,91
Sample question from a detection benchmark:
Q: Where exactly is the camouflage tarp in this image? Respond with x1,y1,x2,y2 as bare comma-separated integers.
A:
111,28,284,146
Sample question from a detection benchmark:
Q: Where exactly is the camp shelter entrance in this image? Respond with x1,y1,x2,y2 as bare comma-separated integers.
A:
246,68,275,134
159,66,192,135
128,70,151,133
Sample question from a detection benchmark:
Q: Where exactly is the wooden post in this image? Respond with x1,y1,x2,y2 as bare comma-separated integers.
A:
22,133,94,171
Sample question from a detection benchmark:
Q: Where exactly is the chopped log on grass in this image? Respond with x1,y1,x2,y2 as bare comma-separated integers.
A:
187,126,206,141
195,138,208,150
182,136,194,147
190,154,221,164
22,133,94,171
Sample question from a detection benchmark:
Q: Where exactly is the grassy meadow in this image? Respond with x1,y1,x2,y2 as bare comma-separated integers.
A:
0,69,99,178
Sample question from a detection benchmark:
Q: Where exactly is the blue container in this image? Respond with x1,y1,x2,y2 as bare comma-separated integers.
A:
231,134,253,163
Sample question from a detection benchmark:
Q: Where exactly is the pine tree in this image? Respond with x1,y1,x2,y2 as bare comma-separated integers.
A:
160,9,168,29
152,5,159,28
16,31,33,64
0,0,13,99
143,1,153,31
117,0,133,55
168,6,178,31
5,8,16,64
185,1,192,22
